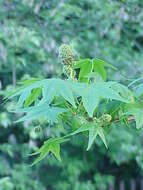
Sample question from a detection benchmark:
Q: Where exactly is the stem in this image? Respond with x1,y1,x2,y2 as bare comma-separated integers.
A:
12,63,16,87
0,80,2,90
113,116,135,124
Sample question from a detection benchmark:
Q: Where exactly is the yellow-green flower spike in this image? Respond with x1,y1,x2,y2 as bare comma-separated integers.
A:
59,44,74,65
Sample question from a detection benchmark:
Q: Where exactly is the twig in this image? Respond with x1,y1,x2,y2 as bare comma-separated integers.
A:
12,63,16,87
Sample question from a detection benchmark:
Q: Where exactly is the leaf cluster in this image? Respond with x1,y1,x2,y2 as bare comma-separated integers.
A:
7,56,143,165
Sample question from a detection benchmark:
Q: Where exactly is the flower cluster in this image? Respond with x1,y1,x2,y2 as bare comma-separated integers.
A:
59,44,74,66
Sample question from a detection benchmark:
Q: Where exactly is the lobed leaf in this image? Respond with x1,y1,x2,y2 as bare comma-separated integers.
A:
31,137,69,165
68,122,108,150
7,78,131,119
72,82,130,117
125,108,143,129
14,104,67,124
74,58,116,82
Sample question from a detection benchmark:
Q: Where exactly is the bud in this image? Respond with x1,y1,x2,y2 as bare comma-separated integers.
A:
78,116,87,125
59,44,74,65
101,114,112,123
34,126,42,133
93,117,98,122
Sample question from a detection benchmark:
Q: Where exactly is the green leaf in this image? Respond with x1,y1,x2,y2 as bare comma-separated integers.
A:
7,78,130,118
126,108,143,129
72,82,129,117
67,122,107,150
48,79,76,108
86,72,104,83
17,89,31,108
110,83,134,103
48,141,61,162
24,88,41,107
5,78,41,100
87,125,108,150
74,58,116,82
87,125,98,150
74,59,92,82
31,137,70,165
74,59,91,69
93,59,107,81
6,78,76,108
135,83,143,97
93,58,117,70
14,104,67,124
32,144,50,165
97,127,108,148
71,123,92,135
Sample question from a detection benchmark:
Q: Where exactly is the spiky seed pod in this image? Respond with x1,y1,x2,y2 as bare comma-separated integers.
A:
59,44,74,66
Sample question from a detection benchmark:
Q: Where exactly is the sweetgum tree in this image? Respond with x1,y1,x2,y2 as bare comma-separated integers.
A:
6,44,143,165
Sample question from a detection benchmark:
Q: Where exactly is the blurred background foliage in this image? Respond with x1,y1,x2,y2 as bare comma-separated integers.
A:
0,0,143,189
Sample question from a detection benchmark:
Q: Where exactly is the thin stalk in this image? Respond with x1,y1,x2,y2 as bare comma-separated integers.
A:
12,63,16,87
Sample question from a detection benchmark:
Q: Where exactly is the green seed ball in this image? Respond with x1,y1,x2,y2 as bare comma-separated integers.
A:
102,114,112,123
